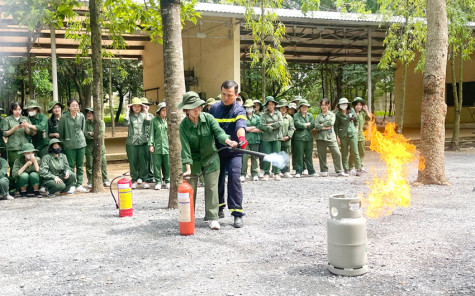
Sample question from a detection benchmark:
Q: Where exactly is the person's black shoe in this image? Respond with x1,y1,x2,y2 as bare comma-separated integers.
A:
20,191,27,198
233,216,244,228
34,191,42,198
218,208,224,219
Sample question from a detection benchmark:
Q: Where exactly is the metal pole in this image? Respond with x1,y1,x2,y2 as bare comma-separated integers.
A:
50,25,58,102
367,28,372,113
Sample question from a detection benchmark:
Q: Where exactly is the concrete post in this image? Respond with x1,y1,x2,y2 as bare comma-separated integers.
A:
50,25,58,102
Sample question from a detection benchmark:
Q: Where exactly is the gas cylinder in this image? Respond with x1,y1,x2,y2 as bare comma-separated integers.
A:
327,194,368,276
178,180,194,235
117,178,133,217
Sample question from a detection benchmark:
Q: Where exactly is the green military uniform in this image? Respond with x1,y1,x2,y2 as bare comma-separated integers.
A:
179,108,230,221
0,114,6,161
149,103,170,186
12,155,41,192
25,100,49,158
0,158,10,198
260,96,283,175
124,98,152,183
334,98,361,172
315,111,344,174
2,115,32,185
58,111,87,187
84,112,109,185
293,100,316,175
241,104,261,178
351,108,370,170
40,139,76,194
277,99,295,174
47,101,64,140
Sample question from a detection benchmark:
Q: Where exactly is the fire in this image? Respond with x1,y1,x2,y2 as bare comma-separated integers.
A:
362,118,425,219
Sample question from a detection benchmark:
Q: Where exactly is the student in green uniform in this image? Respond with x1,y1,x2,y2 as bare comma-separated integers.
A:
276,99,295,178
315,99,348,177
203,98,217,113
240,99,261,182
0,153,12,200
350,97,372,173
253,99,264,178
141,97,154,181
0,107,6,161
84,108,110,188
148,102,170,190
260,96,283,181
58,99,87,193
179,91,238,230
24,100,49,158
40,139,76,196
12,143,41,197
48,101,63,140
293,99,316,178
334,97,362,176
124,97,152,189
288,102,298,174
2,101,33,192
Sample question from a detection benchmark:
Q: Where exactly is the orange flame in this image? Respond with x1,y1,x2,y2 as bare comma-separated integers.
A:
362,118,424,219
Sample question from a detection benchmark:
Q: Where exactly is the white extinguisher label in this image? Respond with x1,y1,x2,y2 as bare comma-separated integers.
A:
178,193,191,222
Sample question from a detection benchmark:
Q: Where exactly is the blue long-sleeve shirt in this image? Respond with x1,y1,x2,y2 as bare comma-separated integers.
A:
209,101,247,157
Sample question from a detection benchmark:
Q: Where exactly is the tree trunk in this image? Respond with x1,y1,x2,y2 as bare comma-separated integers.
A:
451,54,463,151
160,0,186,209
89,0,104,192
388,92,393,117
115,89,124,123
396,64,408,133
416,0,449,185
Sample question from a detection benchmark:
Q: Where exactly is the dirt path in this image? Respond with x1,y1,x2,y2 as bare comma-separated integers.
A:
0,150,474,296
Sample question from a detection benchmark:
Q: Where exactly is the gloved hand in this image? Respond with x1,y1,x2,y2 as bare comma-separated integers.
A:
238,136,248,149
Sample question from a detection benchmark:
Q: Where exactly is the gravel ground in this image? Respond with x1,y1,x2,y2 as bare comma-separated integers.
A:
0,149,474,296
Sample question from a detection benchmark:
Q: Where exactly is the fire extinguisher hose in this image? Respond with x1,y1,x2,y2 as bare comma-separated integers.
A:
110,171,130,209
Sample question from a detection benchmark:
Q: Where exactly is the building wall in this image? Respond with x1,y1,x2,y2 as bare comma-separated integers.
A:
394,55,475,128
142,16,240,110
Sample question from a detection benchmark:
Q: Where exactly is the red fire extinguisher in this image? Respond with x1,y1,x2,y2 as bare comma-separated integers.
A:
117,178,133,217
178,180,194,235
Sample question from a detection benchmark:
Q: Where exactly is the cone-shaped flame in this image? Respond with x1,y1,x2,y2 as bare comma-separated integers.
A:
362,118,425,219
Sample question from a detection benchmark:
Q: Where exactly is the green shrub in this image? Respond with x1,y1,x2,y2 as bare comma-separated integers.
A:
104,115,125,124
374,110,394,117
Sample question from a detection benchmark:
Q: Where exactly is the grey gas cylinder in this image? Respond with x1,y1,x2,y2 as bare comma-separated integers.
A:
327,193,368,276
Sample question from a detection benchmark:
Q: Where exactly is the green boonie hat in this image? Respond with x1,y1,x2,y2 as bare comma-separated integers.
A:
243,99,254,108
298,99,311,108
264,96,277,106
130,97,144,106
239,91,249,101
352,97,366,106
141,97,151,105
48,101,64,113
206,98,217,105
288,103,297,110
292,95,302,102
18,143,38,154
217,94,222,100
337,97,350,105
24,100,42,110
48,138,63,147
276,99,288,108
156,102,166,113
178,91,206,110
253,99,262,105
85,107,94,113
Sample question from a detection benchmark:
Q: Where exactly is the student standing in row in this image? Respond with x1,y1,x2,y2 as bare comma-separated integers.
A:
314,99,347,177
124,97,152,189
25,100,49,158
48,101,63,140
293,99,316,178
351,97,372,172
58,99,87,193
149,102,170,190
260,96,283,181
277,99,295,178
84,107,110,188
334,98,362,176
240,99,261,182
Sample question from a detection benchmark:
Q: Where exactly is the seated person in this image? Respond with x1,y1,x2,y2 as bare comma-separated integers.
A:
40,139,76,196
12,143,41,198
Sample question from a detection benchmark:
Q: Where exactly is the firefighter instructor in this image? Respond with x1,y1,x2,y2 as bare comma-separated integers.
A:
209,80,248,228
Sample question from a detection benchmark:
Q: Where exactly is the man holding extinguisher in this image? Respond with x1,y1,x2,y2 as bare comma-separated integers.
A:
209,80,248,228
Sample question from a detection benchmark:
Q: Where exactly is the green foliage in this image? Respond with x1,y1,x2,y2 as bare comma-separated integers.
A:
32,68,53,97
447,0,475,61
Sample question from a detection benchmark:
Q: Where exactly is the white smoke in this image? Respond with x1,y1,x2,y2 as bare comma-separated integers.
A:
263,151,289,170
